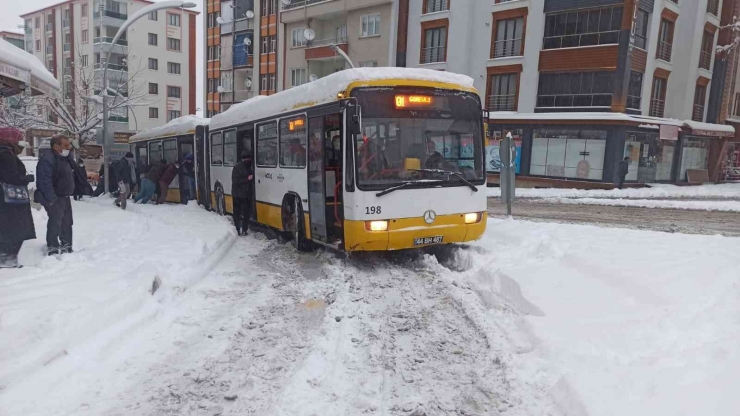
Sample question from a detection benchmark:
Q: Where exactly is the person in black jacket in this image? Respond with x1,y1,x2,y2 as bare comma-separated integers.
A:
72,158,93,201
36,134,75,255
0,131,35,268
112,152,136,209
618,157,630,189
231,151,254,236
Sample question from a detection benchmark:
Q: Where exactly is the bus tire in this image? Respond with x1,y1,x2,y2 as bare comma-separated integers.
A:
215,184,226,216
290,198,312,252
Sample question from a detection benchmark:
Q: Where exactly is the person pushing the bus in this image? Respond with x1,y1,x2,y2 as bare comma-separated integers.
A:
231,151,254,236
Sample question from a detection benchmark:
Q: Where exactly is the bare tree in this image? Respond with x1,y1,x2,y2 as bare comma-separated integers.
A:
717,16,740,56
0,93,52,132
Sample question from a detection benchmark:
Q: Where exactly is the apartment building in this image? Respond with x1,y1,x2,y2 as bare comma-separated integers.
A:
403,0,735,184
21,0,197,154
0,32,25,49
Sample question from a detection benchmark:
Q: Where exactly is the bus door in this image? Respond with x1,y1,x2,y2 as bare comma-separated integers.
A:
194,127,211,209
178,138,194,203
308,116,328,243
238,126,256,220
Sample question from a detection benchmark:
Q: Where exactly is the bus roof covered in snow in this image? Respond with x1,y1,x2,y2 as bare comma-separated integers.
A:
208,67,476,131
129,115,210,143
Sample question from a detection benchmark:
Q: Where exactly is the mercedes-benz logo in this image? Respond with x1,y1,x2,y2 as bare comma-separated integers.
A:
423,210,436,224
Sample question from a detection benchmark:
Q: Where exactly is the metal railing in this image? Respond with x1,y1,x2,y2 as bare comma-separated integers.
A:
692,104,705,122
650,98,665,117
543,30,619,50
283,0,330,10
93,9,127,20
487,95,516,112
707,0,719,16
492,38,523,58
424,0,449,14
93,36,128,46
94,62,127,71
627,95,641,110
307,36,348,48
656,40,672,62
699,51,711,70
421,46,446,64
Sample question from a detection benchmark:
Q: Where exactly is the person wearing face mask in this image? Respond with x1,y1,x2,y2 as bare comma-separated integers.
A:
36,134,76,255
0,128,36,268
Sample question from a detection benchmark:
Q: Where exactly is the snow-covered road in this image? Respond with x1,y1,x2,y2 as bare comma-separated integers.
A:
1,199,738,416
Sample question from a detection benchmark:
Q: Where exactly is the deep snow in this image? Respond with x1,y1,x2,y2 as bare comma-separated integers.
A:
1,200,738,416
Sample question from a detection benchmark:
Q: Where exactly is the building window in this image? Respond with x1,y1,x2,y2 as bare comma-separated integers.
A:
657,19,673,62
261,0,277,16
81,55,88,67
692,84,707,122
208,45,221,61
634,9,649,50
261,36,268,54
211,132,223,165
35,17,40,29
680,137,710,180
149,107,159,118
81,4,88,17
530,128,607,180
699,31,713,70
627,71,643,111
650,76,668,117
149,83,158,94
361,14,381,37
36,40,40,51
270,35,276,53
734,93,740,117
257,122,278,167
537,71,614,109
167,38,181,52
168,13,181,27
421,26,447,63
269,74,276,91
149,58,158,70
207,12,220,28
424,0,449,14
359,61,378,67
260,74,268,91
234,32,252,66
82,29,89,43
488,73,518,111
543,6,622,50
493,17,524,58
149,11,158,21
292,28,306,47
167,110,181,121
290,68,306,87
168,62,181,74
207,78,220,93
168,86,181,98
148,33,157,46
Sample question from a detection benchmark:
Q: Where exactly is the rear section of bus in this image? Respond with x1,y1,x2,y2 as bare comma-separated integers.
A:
341,82,487,252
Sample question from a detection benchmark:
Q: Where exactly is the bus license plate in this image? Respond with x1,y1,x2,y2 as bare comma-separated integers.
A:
414,236,443,246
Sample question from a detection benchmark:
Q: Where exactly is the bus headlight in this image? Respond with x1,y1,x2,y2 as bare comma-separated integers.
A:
464,212,482,224
365,220,389,231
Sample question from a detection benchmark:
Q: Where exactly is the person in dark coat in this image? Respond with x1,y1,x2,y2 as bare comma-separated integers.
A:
425,140,444,169
157,161,180,205
0,129,35,268
92,163,118,197
36,134,75,255
181,153,195,201
231,152,254,236
135,159,165,204
618,157,630,189
73,158,87,201
112,152,136,209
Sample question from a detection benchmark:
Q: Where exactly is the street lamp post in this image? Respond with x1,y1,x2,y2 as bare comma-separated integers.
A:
101,0,197,194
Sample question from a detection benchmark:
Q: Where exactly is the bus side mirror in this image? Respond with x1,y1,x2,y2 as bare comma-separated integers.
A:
348,104,362,135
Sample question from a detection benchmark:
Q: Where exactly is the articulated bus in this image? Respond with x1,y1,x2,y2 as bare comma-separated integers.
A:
201,68,487,252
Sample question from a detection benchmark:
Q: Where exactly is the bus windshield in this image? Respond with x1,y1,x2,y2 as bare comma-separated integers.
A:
352,88,484,190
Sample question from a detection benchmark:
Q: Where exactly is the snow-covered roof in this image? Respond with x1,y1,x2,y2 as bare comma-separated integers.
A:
683,120,735,136
210,68,476,131
129,115,210,143
0,38,60,96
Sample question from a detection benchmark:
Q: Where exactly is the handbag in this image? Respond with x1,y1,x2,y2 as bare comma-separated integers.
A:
2,183,30,204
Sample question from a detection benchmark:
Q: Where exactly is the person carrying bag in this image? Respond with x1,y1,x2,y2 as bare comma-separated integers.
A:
0,128,36,268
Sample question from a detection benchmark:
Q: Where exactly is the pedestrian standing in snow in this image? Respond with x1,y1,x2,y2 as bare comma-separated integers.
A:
36,134,75,255
231,152,254,236
0,129,35,268
157,161,180,205
73,158,87,201
135,159,165,204
112,152,137,209
618,157,630,189
181,153,196,201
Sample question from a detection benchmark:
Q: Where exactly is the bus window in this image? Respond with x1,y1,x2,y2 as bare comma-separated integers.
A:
211,132,223,165
239,129,253,158
257,122,278,167
136,146,148,170
149,141,162,164
279,115,307,168
163,139,178,163
224,130,237,166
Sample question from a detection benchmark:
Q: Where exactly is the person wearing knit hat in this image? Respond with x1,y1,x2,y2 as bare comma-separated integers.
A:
0,128,36,268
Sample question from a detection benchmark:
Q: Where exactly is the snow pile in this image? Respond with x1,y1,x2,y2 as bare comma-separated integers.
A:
210,67,475,130
544,197,740,212
487,182,740,199
431,219,740,416
0,198,234,404
0,38,60,92
130,115,210,142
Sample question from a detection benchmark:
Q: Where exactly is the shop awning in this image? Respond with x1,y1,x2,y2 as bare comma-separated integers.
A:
0,38,60,97
682,120,735,138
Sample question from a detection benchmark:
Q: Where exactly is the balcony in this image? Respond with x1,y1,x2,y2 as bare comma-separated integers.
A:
45,23,53,33
305,37,348,61
421,46,446,64
283,0,331,11
94,62,128,72
93,9,127,27
707,0,719,16
699,51,712,70
656,41,672,62
649,99,665,117
94,88,129,97
492,39,522,59
93,37,128,55
692,104,705,122
220,18,254,35
45,45,54,55
424,0,449,14
487,95,516,112
108,115,129,123
62,19,70,29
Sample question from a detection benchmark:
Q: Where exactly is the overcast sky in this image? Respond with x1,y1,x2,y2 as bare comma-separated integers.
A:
1,0,204,117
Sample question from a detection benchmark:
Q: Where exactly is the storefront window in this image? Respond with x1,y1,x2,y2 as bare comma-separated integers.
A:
530,128,606,180
722,142,740,181
486,127,523,173
679,137,710,181
623,132,675,182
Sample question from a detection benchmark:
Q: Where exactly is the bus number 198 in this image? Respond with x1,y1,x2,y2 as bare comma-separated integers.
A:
366,206,382,215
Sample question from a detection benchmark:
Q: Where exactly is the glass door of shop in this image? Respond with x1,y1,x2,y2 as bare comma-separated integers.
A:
624,132,675,183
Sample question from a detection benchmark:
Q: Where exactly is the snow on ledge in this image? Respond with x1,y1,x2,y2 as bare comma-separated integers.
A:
683,120,735,134
210,68,476,131
130,115,210,142
0,38,60,93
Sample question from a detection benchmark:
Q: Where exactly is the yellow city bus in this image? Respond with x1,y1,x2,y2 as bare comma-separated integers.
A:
204,68,487,252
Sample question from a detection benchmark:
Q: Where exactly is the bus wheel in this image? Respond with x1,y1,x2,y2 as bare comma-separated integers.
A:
215,185,226,216
290,199,312,252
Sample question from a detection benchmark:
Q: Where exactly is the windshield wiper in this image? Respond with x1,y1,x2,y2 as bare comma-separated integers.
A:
375,180,443,197
409,169,479,192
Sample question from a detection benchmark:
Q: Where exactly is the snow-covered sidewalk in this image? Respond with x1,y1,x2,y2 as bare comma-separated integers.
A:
487,182,740,200
538,197,740,212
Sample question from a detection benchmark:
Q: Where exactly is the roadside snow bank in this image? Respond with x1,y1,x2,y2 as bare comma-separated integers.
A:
0,198,234,397
542,197,740,212
437,219,740,416
487,183,740,199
